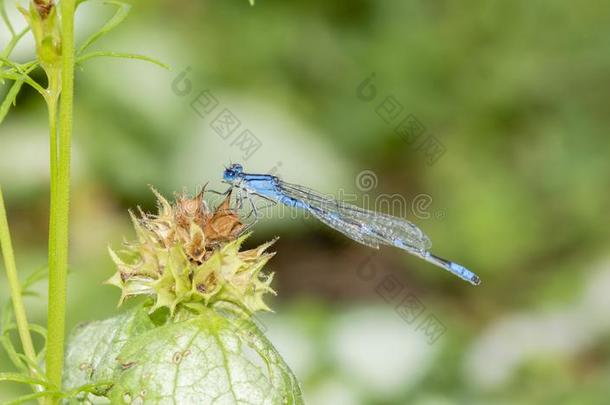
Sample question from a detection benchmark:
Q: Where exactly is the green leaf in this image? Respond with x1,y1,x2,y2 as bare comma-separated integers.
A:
0,323,44,373
15,352,44,376
76,51,169,69
109,307,303,405
27,323,47,340
60,381,114,403
0,300,27,371
0,58,45,96
77,0,132,55
0,372,50,387
3,322,47,341
67,381,114,396
64,306,302,403
0,60,38,83
0,335,27,371
63,306,156,395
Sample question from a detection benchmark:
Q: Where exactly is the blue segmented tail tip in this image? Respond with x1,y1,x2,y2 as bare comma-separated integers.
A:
424,252,481,286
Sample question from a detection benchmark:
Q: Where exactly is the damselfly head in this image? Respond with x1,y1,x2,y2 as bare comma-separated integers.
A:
223,163,243,183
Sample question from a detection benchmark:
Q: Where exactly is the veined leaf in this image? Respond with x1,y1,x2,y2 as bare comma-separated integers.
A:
77,0,132,55
63,306,156,395
76,51,169,69
109,308,303,404
64,306,302,404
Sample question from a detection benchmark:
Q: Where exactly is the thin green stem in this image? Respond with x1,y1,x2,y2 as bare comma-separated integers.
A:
45,65,61,281
0,187,39,378
45,70,59,397
45,0,75,400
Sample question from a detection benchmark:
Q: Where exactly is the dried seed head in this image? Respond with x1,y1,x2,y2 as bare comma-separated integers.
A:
106,187,276,317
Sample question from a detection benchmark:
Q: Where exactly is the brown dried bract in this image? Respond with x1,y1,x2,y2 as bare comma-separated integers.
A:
174,187,211,230
204,191,245,244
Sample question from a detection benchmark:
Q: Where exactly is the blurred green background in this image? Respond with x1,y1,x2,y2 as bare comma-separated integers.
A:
2,0,610,403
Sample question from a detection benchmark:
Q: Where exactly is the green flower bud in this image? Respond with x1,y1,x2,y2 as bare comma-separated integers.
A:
20,0,62,69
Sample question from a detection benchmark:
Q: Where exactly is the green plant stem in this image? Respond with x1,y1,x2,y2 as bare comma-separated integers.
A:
0,187,39,377
45,66,60,339
44,69,59,397
45,0,76,400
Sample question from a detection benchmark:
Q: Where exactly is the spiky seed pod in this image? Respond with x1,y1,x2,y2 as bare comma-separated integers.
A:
106,188,276,317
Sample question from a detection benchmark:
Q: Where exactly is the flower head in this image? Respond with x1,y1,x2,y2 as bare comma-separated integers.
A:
106,187,276,317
